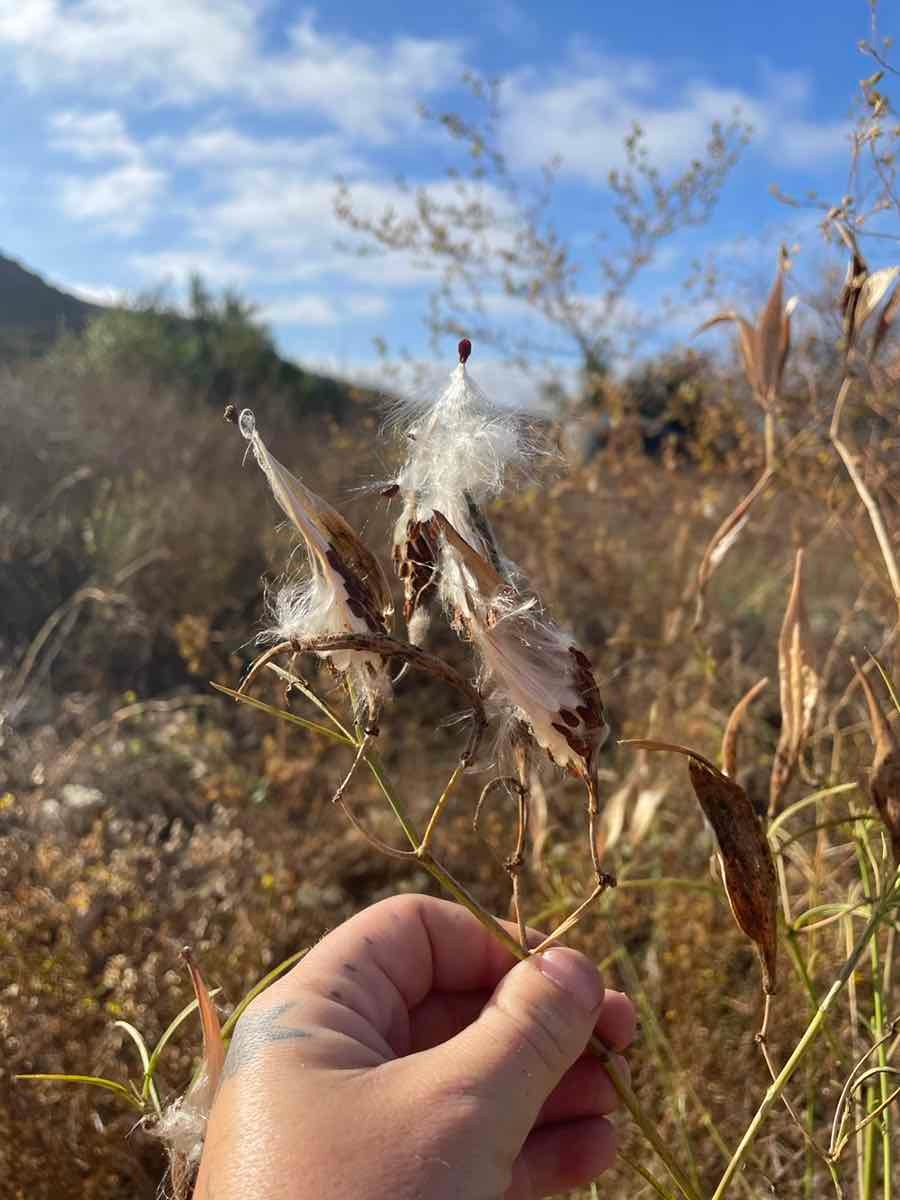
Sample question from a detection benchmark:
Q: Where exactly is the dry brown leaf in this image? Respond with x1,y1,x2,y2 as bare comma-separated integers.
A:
183,947,225,1098
769,550,818,818
722,676,768,779
853,660,900,864
693,470,773,629
621,738,778,993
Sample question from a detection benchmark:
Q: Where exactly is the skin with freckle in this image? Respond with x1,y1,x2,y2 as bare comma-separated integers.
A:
195,894,635,1200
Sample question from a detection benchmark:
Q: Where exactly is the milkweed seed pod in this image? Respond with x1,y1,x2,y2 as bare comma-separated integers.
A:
853,660,900,864
433,512,609,796
240,409,393,715
769,550,818,818
624,739,778,994
695,246,798,412
388,339,531,641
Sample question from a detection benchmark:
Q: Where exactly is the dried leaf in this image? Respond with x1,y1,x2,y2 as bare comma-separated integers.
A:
183,948,225,1099
855,266,900,332
769,550,819,817
871,281,900,359
722,676,768,779
621,738,778,992
693,471,773,628
853,660,900,863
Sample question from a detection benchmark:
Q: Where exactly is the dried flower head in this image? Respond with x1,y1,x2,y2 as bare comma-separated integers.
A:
240,408,393,713
388,340,531,640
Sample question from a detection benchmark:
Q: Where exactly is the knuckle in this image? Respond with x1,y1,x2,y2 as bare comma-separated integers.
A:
495,990,571,1075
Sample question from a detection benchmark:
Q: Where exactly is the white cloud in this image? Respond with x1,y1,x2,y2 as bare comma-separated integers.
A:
499,55,849,181
262,291,389,326
49,109,140,161
130,248,254,286
2,0,255,102
163,127,363,175
0,2,461,141
59,162,166,234
62,279,127,305
246,14,464,141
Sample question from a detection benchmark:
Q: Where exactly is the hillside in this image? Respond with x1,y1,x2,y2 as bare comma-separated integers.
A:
0,253,101,357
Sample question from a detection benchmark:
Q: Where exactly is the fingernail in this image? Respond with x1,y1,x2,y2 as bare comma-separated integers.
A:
537,947,603,1013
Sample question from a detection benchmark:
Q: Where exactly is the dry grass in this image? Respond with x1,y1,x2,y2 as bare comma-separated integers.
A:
1,324,899,1198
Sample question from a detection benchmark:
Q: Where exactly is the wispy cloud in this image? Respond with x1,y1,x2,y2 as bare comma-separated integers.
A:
499,53,850,180
49,109,140,161
1,2,461,141
59,161,166,235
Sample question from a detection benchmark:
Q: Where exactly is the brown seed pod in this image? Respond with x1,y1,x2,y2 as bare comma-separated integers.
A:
769,549,818,818
622,739,778,994
853,659,900,864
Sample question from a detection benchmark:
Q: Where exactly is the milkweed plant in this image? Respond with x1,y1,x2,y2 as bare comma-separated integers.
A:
19,269,900,1200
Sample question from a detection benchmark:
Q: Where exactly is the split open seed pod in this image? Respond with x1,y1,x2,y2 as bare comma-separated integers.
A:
239,408,393,716
695,246,797,411
622,738,778,994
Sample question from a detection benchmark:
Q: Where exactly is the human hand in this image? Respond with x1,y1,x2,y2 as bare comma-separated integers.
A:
194,894,635,1200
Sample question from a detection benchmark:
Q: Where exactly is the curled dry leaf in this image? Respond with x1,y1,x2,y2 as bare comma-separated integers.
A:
769,550,819,818
693,470,773,629
853,660,900,864
156,949,226,1187
622,738,778,993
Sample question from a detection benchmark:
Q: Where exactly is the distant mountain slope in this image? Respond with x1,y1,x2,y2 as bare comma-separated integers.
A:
0,253,102,356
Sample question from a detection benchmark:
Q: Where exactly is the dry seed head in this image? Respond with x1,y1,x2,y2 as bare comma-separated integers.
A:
853,659,900,864
239,409,393,712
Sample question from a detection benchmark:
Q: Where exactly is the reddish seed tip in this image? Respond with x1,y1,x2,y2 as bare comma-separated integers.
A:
458,337,472,364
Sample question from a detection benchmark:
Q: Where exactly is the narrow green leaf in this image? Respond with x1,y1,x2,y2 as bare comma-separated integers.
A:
16,1073,143,1110
211,682,353,744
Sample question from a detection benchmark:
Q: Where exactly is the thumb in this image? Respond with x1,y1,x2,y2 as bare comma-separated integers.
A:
432,947,604,1137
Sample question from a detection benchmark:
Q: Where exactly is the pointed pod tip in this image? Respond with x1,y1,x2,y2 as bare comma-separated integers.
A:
458,337,472,364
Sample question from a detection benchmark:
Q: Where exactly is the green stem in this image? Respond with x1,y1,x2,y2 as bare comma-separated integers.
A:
710,872,899,1200
369,761,700,1200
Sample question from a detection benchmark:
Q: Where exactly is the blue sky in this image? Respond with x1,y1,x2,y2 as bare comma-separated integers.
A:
0,0,883,386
